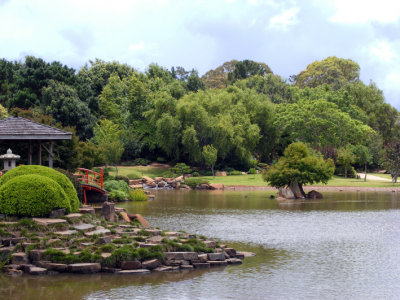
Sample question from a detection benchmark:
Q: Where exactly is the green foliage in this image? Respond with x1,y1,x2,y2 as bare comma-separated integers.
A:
114,175,129,184
248,168,257,174
184,178,209,189
129,189,148,201
192,171,199,177
55,168,83,203
42,248,101,264
0,165,79,212
132,158,150,166
170,163,192,177
263,142,335,188
337,146,356,178
0,174,70,217
335,165,357,178
228,170,242,176
126,172,142,179
203,144,218,178
383,141,400,183
104,179,130,201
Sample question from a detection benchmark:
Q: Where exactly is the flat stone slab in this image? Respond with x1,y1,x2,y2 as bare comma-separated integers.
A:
164,232,179,237
146,235,163,244
116,269,150,275
164,252,199,261
138,243,158,248
192,263,210,269
180,265,194,270
119,211,131,223
153,266,175,272
237,251,255,257
78,207,95,215
226,258,243,265
11,252,29,264
46,263,68,272
54,230,78,236
207,253,225,261
142,259,160,270
144,229,161,236
73,223,95,232
68,263,101,274
208,260,228,267
33,218,67,226
203,240,216,248
84,229,111,236
28,266,47,275
65,213,82,219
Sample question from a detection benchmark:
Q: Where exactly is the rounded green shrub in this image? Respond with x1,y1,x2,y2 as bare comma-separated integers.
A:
129,189,148,201
0,174,71,217
0,165,79,212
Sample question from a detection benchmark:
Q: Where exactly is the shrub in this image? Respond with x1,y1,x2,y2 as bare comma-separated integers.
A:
129,189,148,201
126,172,142,179
0,174,71,217
162,171,177,178
335,165,357,178
192,171,199,177
108,190,128,201
184,178,209,189
133,158,150,166
55,168,83,203
228,170,241,176
200,170,213,176
248,168,257,174
104,180,130,194
156,157,166,163
114,175,129,184
0,165,79,212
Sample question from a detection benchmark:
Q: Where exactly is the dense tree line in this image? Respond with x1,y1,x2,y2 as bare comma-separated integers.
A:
0,55,398,173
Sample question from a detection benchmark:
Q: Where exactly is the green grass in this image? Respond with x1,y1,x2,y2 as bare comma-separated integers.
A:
108,165,170,179
369,173,392,180
196,174,400,188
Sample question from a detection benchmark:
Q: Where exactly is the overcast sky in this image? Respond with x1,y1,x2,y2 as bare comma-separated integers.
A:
1,0,400,108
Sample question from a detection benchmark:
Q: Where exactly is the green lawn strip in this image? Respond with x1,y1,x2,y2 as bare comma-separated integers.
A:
108,166,169,179
369,173,392,180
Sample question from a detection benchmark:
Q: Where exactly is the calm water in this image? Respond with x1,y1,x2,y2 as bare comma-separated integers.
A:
2,190,400,300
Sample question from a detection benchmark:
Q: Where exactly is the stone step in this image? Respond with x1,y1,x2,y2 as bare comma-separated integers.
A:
78,207,95,215
54,230,78,236
64,213,82,219
84,228,111,237
68,263,101,274
32,218,67,226
128,214,150,228
208,260,228,267
116,269,150,275
73,223,95,232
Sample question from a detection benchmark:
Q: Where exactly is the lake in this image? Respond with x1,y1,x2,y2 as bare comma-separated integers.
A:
2,190,400,299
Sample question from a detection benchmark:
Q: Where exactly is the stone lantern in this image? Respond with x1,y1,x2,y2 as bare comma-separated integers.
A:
0,148,20,171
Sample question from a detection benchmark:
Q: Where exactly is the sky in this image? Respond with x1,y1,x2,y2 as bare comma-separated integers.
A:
0,0,400,108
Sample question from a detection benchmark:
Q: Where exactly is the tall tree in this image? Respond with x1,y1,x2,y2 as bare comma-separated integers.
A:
383,141,400,183
203,145,218,178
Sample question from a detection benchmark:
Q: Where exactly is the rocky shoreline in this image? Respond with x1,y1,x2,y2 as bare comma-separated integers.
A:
0,202,252,276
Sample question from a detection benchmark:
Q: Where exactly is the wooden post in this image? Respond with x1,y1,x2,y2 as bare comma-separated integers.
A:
48,141,54,168
38,141,42,165
28,141,32,165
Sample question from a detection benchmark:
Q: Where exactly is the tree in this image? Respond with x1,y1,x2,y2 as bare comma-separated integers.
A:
92,119,124,175
228,60,272,83
294,56,360,90
353,145,372,181
383,141,400,183
337,146,356,178
263,142,335,198
170,163,192,178
203,145,218,179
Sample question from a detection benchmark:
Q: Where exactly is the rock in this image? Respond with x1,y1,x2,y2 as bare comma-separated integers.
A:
154,177,163,183
46,263,68,272
180,265,194,270
79,207,95,215
64,213,82,219
215,171,227,176
209,183,224,190
175,176,184,183
164,231,179,237
142,259,161,270
192,263,210,268
237,251,256,257
73,223,95,232
208,260,228,267
138,243,158,248
130,184,143,189
129,179,143,185
0,246,14,261
235,254,245,259
164,252,198,261
224,248,237,258
102,202,116,222
207,253,225,261
198,254,208,263
6,268,23,276
278,187,296,199
153,266,174,272
54,230,78,236
116,269,150,275
144,229,161,236
142,176,155,185
29,250,45,262
101,253,111,259
203,241,216,248
307,190,323,199
68,263,101,274
49,208,66,218
84,228,111,236
32,218,67,226
146,235,163,244
101,267,118,273
11,252,29,265
2,237,25,247
97,236,111,244
119,211,131,223
198,183,210,190
128,214,150,228
121,260,142,270
28,266,47,275
226,258,243,265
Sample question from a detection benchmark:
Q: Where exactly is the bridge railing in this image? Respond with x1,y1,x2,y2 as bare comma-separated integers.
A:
74,168,103,189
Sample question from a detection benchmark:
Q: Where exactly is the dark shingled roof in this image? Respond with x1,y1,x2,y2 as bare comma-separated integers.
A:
0,117,72,140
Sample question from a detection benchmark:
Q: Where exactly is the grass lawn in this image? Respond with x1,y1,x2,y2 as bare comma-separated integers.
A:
107,165,400,188
108,165,169,179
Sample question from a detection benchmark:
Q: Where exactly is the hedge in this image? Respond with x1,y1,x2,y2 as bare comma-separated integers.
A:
0,165,79,212
0,174,71,217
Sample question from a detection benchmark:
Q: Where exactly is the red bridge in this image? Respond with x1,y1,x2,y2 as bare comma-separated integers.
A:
74,168,106,204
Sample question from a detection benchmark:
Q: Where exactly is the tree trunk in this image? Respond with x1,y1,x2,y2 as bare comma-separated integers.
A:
364,163,367,182
344,166,347,178
211,165,215,179
115,164,118,177
289,181,306,198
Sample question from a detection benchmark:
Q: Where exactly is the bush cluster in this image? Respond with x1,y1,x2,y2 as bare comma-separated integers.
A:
0,165,79,212
0,174,71,217
184,178,209,189
228,170,242,176
129,189,148,201
104,180,130,201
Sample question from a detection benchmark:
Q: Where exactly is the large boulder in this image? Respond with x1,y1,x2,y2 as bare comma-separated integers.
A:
209,183,224,190
307,190,323,199
102,202,115,222
278,187,295,199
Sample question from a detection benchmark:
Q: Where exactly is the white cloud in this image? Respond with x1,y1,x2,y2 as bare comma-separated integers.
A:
329,0,400,24
129,41,145,52
369,40,395,63
268,7,299,30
